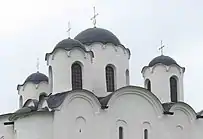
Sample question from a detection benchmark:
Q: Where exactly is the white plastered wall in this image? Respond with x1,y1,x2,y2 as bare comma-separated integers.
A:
51,87,203,139
142,64,184,103
86,43,130,97
47,48,93,94
14,112,53,139
0,115,14,139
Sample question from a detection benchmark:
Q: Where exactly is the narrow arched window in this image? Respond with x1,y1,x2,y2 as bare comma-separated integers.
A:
49,66,53,93
19,95,23,108
145,79,151,91
106,65,115,92
125,69,129,85
144,129,148,139
119,127,123,139
72,63,82,90
170,76,178,102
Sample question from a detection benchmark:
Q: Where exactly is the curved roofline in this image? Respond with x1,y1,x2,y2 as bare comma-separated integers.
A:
17,80,48,91
47,89,101,109
74,27,121,46
106,86,164,116
169,101,197,121
141,63,185,73
45,46,94,61
11,86,203,121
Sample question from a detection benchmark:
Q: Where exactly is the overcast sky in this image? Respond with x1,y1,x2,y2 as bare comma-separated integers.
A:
0,0,203,114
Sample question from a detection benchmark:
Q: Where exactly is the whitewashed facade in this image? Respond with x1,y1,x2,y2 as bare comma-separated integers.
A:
0,27,202,139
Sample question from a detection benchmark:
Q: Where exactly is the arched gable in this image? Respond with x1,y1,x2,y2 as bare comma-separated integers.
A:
169,102,197,122
48,89,101,112
60,90,101,112
107,86,163,116
47,47,94,61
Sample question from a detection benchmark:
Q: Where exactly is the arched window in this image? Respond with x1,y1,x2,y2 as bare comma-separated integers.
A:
119,127,123,139
144,129,148,139
170,76,178,102
19,95,23,108
49,66,53,93
125,69,129,85
145,79,151,91
72,63,82,90
106,65,115,92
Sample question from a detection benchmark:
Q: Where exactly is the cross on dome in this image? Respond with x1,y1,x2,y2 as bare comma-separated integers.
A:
158,40,165,55
90,7,99,27
36,58,40,72
67,21,71,38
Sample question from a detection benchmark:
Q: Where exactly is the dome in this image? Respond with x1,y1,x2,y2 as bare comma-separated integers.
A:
25,72,48,84
55,38,86,51
74,27,121,46
149,55,177,67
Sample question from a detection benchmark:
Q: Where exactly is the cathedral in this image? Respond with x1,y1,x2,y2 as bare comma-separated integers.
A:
0,19,202,139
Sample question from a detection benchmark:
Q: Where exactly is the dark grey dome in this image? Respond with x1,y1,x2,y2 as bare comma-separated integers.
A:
55,38,86,50
74,27,121,46
149,55,177,67
25,72,48,84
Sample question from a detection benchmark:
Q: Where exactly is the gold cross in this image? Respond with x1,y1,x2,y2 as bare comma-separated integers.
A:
158,40,165,55
67,21,71,38
90,7,99,27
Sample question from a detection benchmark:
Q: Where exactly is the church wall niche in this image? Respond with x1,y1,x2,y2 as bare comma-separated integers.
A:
19,96,23,108
75,116,86,134
48,66,53,93
47,48,93,94
125,69,130,86
144,79,151,92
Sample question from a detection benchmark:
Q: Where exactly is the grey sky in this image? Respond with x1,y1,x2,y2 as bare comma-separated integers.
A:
0,0,203,114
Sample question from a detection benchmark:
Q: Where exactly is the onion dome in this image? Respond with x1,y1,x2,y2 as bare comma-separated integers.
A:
17,72,48,90
74,27,121,46
24,72,48,84
148,55,178,67
54,38,86,51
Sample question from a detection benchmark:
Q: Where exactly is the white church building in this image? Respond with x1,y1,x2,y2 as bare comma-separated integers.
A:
0,25,203,139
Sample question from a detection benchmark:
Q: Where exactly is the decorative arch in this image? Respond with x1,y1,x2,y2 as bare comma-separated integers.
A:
59,89,101,112
72,62,83,90
169,102,197,122
125,69,130,85
49,66,53,93
145,79,151,91
116,120,127,139
142,122,151,139
106,64,116,92
107,86,163,116
76,116,86,133
170,76,178,102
